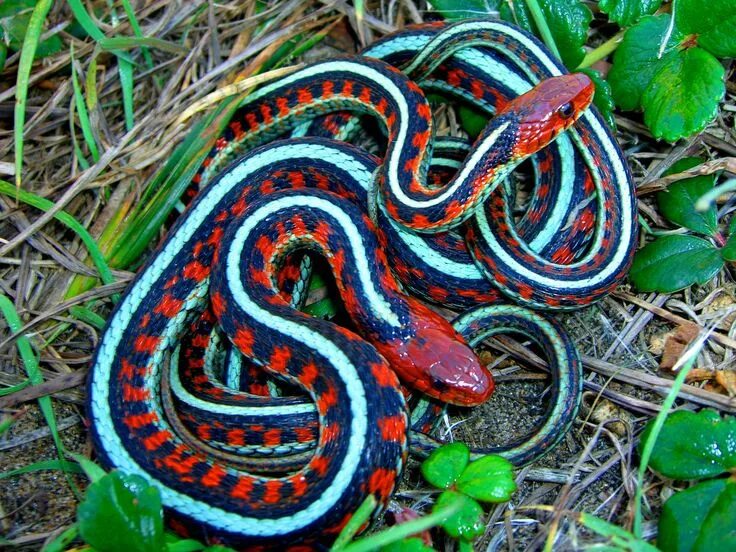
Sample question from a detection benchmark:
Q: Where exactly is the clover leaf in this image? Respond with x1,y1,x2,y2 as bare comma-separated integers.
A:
77,471,165,552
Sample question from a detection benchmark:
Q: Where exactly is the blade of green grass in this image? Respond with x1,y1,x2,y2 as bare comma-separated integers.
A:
71,47,100,163
633,333,706,537
0,41,7,73
69,305,106,329
107,97,240,269
40,524,79,552
0,380,30,397
99,36,188,54
85,55,99,110
0,179,115,289
0,295,67,473
0,459,84,481
118,58,135,130
14,0,54,188
121,0,154,70
65,0,135,64
66,451,106,482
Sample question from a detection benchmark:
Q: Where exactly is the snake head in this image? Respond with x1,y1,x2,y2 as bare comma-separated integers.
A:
378,302,494,407
501,73,594,155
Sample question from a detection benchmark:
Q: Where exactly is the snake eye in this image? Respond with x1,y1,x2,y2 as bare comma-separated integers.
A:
558,102,575,119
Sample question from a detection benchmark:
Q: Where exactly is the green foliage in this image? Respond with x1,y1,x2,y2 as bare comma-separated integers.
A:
0,0,63,58
421,443,516,546
430,0,734,141
598,0,662,27
639,410,736,552
576,513,661,551
432,491,484,540
78,471,166,552
421,441,470,488
629,235,723,293
630,157,734,293
500,0,592,68
642,409,736,481
428,0,501,20
578,67,616,129
608,0,734,141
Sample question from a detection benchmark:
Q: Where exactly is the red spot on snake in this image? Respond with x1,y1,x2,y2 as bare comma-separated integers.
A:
263,480,283,504
183,261,209,281
134,334,160,354
317,383,339,414
231,477,254,500
371,362,398,387
154,294,183,318
143,430,172,451
123,412,158,429
263,429,282,446
322,423,340,444
321,80,334,99
275,97,289,118
295,427,314,443
378,414,406,442
310,454,329,476
270,346,291,373
201,464,226,487
233,328,254,356
368,468,396,501
300,362,319,388
227,429,245,446
260,104,273,125
289,474,308,498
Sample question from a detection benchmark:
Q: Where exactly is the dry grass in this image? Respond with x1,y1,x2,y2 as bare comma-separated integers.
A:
1,1,735,550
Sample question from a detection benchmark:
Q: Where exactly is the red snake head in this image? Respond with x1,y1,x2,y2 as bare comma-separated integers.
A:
377,301,494,407
502,73,594,156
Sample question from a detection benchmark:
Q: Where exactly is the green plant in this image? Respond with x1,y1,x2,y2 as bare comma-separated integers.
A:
630,157,735,293
59,445,515,551
639,409,736,552
429,0,736,141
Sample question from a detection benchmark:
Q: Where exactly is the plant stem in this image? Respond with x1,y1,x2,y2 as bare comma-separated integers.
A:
633,335,705,536
524,0,562,61
578,31,625,69
335,500,462,552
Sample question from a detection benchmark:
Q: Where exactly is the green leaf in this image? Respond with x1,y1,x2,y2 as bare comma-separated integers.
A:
380,538,435,552
642,47,724,142
1,11,63,57
630,235,722,293
578,68,616,129
421,442,469,489
675,0,736,58
433,491,484,540
457,104,488,139
692,479,736,552
455,455,516,503
0,0,36,19
501,0,592,68
641,409,736,480
721,232,736,262
598,0,662,27
428,0,501,20
658,478,736,552
608,14,682,111
78,471,165,552
657,158,717,236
